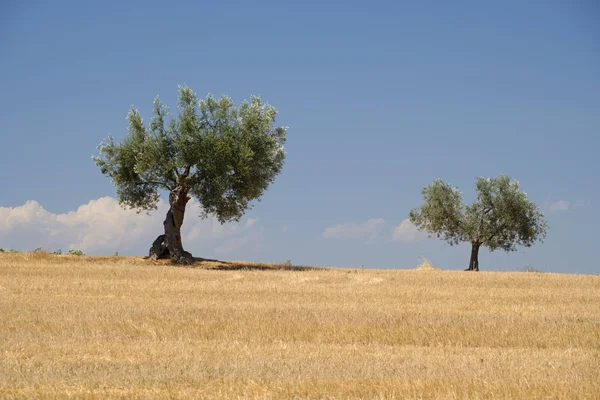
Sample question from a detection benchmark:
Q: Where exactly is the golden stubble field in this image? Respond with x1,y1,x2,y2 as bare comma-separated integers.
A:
0,253,599,399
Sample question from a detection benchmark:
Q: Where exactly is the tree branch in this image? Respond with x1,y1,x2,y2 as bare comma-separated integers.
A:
135,180,174,190
486,222,507,242
167,169,178,184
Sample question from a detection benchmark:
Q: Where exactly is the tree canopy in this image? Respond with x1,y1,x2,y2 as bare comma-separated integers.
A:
409,175,548,270
93,85,287,263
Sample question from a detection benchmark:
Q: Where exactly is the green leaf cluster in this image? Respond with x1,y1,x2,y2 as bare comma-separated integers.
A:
409,175,548,252
93,86,287,223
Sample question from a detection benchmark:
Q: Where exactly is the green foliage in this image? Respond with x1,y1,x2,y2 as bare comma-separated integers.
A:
408,179,465,245
53,249,63,255
93,86,287,223
113,252,119,257
9,249,19,253
0,248,4,253
67,249,85,256
410,175,548,253
33,247,45,253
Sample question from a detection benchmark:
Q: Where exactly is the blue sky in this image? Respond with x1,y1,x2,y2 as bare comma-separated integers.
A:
1,1,599,274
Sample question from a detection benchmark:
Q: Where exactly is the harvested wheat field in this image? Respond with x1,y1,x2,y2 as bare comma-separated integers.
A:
0,253,599,399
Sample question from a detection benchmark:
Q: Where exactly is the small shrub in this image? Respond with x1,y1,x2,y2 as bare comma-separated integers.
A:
0,248,4,253
67,249,85,256
283,259,292,267
53,249,63,255
33,247,46,253
524,264,542,273
9,249,19,253
113,252,119,257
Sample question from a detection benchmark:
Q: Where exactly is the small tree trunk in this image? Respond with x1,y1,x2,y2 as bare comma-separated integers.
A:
466,242,481,271
149,234,169,259
149,186,194,265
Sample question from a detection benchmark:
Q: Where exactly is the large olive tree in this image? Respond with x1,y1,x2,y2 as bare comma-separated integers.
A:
409,175,548,271
93,86,287,264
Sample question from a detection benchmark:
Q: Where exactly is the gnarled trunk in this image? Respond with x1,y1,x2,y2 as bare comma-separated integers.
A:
149,186,194,265
466,242,480,271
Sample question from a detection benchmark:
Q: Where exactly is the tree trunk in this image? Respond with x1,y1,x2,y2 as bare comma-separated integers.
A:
149,186,194,265
466,242,480,271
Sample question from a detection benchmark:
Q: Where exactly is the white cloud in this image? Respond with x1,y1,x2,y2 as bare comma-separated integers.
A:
548,200,569,213
391,219,427,243
0,197,260,256
322,218,386,241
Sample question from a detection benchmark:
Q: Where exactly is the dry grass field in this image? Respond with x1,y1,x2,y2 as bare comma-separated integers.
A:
0,252,599,399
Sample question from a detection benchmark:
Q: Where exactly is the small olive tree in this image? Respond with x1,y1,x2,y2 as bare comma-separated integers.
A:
409,175,548,271
93,86,287,264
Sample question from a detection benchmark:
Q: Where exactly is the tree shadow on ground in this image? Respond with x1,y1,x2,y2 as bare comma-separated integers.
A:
143,256,230,264
209,263,323,272
144,256,323,271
